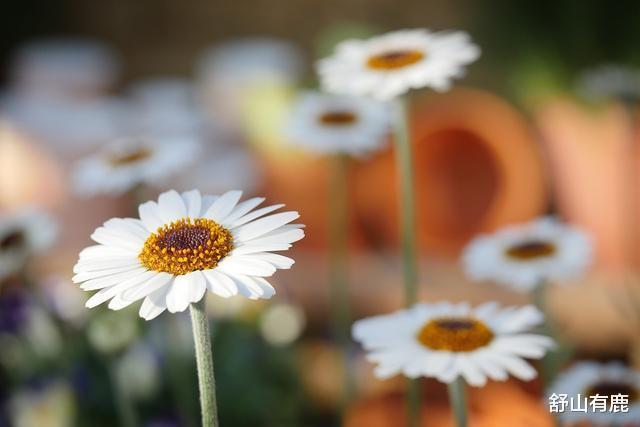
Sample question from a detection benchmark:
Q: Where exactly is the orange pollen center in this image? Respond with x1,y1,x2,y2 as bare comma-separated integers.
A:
109,148,152,166
416,317,494,352
366,49,425,70
505,240,556,261
138,218,234,275
586,382,638,402
318,111,358,126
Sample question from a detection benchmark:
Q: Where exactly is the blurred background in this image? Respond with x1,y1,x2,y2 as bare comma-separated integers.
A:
2,1,640,426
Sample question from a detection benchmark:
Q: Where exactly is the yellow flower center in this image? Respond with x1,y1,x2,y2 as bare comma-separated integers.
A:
0,229,25,250
318,111,358,126
417,317,494,352
109,148,152,166
505,240,556,261
366,49,425,70
586,382,638,402
138,218,234,275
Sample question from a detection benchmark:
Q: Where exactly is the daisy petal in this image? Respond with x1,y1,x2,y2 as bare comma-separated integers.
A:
205,190,242,222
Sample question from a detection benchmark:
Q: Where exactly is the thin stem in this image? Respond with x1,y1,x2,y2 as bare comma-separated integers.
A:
393,97,421,427
533,280,557,387
189,299,219,427
447,378,467,427
393,97,419,306
329,153,355,407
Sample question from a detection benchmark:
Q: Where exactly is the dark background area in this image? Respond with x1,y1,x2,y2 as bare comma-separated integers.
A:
2,0,640,93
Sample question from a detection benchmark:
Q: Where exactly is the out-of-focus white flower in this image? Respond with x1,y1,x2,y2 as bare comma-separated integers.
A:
174,146,260,195
23,305,63,359
127,77,208,138
73,189,305,320
1,94,129,156
317,29,480,101
260,302,306,346
9,38,120,100
353,301,554,386
0,210,57,280
461,217,592,292
285,91,390,156
71,135,199,197
578,64,640,102
197,37,303,89
548,361,640,424
41,275,89,326
87,309,139,355
115,343,160,400
196,37,304,131
9,380,76,427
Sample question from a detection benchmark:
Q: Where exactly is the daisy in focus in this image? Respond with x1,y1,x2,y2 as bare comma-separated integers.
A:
0,210,57,280
353,301,554,387
73,189,304,320
72,136,199,197
462,217,592,292
317,29,480,101
285,91,390,156
548,361,640,424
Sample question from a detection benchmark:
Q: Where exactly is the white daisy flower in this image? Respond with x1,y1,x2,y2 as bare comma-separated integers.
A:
72,135,199,197
578,64,640,103
317,29,480,101
73,189,304,320
548,361,640,424
353,301,554,387
0,210,57,280
461,217,592,292
285,91,391,156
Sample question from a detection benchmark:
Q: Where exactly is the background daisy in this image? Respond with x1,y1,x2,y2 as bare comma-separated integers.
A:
462,217,592,292
285,91,390,156
72,136,199,197
0,210,57,280
317,28,480,100
73,189,304,320
353,301,554,387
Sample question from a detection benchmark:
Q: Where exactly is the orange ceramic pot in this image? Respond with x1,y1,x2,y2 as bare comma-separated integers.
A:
353,87,548,256
345,380,553,427
535,98,640,271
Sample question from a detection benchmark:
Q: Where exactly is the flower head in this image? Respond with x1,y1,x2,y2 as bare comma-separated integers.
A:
317,29,480,101
72,136,199,197
285,91,390,156
0,210,57,280
548,361,640,423
353,301,554,387
73,189,304,320
462,217,592,292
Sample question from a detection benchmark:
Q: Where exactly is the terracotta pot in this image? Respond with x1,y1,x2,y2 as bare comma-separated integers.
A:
353,87,547,256
0,123,64,211
535,98,639,271
345,380,554,427
260,151,367,249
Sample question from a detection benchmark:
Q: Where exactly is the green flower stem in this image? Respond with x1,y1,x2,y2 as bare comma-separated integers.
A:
393,97,421,427
189,298,219,427
329,153,355,407
393,97,419,307
447,377,468,427
533,280,567,389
